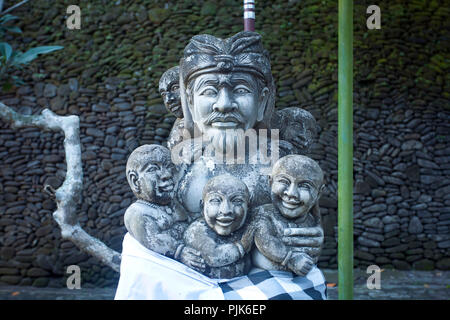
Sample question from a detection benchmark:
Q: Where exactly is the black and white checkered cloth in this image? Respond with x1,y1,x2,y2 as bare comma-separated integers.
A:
219,267,327,300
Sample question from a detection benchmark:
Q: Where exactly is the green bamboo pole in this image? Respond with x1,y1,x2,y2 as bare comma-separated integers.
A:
338,0,354,300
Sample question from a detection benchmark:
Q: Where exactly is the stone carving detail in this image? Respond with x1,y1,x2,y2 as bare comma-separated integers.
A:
125,31,325,279
251,155,324,276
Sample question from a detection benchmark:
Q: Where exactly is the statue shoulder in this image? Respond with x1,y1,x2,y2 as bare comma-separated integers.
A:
250,204,276,222
184,218,208,236
124,202,160,225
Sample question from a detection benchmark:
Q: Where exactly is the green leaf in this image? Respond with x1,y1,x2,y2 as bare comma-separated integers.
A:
11,75,24,86
11,45,63,65
0,42,13,62
0,14,20,25
2,80,13,91
4,26,22,33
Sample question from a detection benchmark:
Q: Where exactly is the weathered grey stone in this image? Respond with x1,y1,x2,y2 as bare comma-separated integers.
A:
411,203,427,210
436,258,450,270
384,223,400,233
437,240,450,249
408,217,423,234
43,84,57,98
392,260,411,270
382,237,401,247
386,196,402,204
412,259,434,271
0,247,15,260
364,217,383,229
32,277,50,287
86,128,105,138
68,78,79,92
27,268,51,277
362,204,386,214
358,236,380,248
0,275,21,285
104,135,117,147
355,250,375,261
92,103,109,112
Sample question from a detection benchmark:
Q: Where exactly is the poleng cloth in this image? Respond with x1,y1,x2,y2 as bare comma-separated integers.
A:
114,233,327,300
219,268,327,300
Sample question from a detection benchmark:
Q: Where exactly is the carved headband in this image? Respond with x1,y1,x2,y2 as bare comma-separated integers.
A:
180,31,273,87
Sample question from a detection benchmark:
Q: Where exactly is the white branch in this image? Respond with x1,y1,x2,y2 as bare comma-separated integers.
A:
0,102,121,272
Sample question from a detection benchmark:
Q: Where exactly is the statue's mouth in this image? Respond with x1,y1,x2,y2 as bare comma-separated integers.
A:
216,216,234,226
211,121,239,128
281,196,303,209
158,183,174,193
169,103,181,113
205,112,245,128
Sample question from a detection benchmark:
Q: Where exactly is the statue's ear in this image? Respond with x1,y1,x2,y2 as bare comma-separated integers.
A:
128,170,141,195
257,87,269,122
318,184,325,197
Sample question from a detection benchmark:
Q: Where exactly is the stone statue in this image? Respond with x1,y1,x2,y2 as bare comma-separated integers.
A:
123,31,325,285
250,155,324,276
159,65,317,156
270,107,317,155
173,31,282,216
183,175,254,279
124,144,206,272
159,66,186,151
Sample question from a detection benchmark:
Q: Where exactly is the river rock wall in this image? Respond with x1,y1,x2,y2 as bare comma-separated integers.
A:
0,0,448,287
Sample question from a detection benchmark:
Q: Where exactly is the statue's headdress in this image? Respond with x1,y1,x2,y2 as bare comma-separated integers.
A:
179,31,276,132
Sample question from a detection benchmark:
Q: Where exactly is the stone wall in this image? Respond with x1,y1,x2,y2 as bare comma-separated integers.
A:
0,0,448,287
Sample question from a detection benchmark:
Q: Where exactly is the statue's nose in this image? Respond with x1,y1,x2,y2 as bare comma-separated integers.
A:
166,93,176,103
213,88,238,113
159,168,172,181
219,199,233,215
284,182,299,199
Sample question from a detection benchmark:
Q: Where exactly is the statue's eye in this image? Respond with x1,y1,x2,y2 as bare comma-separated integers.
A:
147,166,158,173
209,198,221,204
234,87,250,94
298,182,311,190
277,178,290,186
171,85,179,92
232,198,244,205
200,88,217,96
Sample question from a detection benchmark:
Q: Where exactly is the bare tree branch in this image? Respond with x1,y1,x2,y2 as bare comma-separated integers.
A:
0,102,121,272
0,0,30,16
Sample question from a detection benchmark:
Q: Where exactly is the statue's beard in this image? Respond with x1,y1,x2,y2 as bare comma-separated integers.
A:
205,127,246,157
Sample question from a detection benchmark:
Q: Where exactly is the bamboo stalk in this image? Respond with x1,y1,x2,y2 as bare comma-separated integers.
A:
338,0,354,300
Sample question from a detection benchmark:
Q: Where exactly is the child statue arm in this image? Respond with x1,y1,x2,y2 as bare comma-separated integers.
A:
184,221,244,268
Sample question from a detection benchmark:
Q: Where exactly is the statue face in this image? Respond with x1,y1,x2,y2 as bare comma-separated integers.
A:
160,80,182,118
270,169,321,220
283,121,308,151
279,108,316,153
137,158,175,205
189,72,267,137
203,189,248,236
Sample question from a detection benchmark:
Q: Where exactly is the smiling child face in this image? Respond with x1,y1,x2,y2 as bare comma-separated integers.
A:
202,175,249,236
270,155,323,220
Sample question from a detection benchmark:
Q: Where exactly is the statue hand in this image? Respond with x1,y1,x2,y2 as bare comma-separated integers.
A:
281,226,324,258
240,226,255,253
180,247,206,273
287,252,314,277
